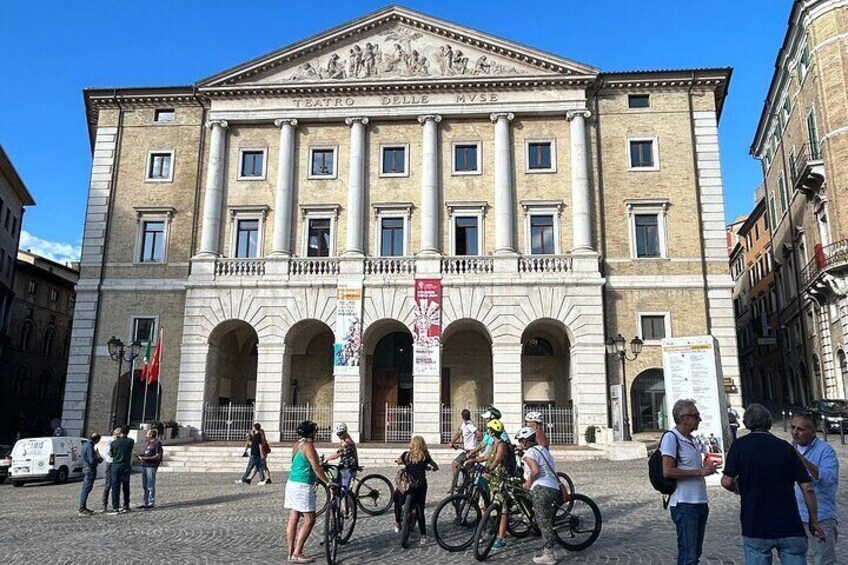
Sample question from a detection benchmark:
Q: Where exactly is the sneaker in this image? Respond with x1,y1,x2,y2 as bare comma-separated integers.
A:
492,538,506,551
393,524,401,533
136,504,149,510
265,478,272,484
106,508,120,515
118,507,130,514
77,509,93,516
235,479,245,485
419,536,427,546
532,549,557,564
257,480,267,486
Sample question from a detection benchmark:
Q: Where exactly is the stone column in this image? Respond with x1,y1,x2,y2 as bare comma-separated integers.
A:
344,117,369,257
567,109,593,254
492,341,522,435
333,363,365,443
418,114,442,256
198,119,229,257
490,112,516,255
254,341,287,442
271,118,298,257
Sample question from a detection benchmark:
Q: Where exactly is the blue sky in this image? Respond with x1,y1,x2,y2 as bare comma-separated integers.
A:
0,1,789,262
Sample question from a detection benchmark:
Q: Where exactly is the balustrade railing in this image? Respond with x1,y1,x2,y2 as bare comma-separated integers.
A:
801,239,848,288
518,255,571,274
441,256,494,275
289,257,340,276
214,258,266,277
364,257,416,275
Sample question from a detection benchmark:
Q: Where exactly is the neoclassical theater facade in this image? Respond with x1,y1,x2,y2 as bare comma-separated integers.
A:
62,6,741,444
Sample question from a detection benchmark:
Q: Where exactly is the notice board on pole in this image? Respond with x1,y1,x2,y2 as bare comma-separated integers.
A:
661,335,730,483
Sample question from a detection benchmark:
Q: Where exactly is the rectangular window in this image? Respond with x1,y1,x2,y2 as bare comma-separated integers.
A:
50,288,59,302
778,175,787,213
799,42,810,81
381,146,407,175
11,216,17,237
147,152,172,180
5,255,10,276
27,280,37,295
140,221,165,262
640,315,667,341
310,148,335,177
453,143,479,173
768,194,777,227
380,217,404,257
807,109,820,159
235,219,260,258
634,214,660,258
240,150,265,178
628,94,650,109
454,217,479,256
307,218,331,257
530,215,555,255
527,142,553,171
754,224,760,240
629,140,655,169
154,109,175,123
789,150,797,184
4,208,9,230
132,317,156,343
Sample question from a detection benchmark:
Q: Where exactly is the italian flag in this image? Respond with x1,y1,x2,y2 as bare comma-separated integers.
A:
140,328,163,384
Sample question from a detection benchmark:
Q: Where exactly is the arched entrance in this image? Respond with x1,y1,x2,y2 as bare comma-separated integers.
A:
364,321,413,441
442,320,493,437
632,369,665,432
206,320,259,406
286,320,335,406
521,320,570,408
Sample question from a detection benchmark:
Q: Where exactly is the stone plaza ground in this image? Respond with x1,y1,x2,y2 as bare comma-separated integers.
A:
1,435,847,564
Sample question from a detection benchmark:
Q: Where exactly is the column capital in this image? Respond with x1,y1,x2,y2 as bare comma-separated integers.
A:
204,119,229,129
274,118,299,128
344,116,370,127
489,112,515,123
566,109,592,121
417,114,442,125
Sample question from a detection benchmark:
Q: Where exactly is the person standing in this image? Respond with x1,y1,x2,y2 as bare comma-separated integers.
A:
721,403,825,564
517,427,560,565
236,423,267,486
136,429,163,510
392,435,438,545
284,420,330,564
727,403,740,442
661,399,718,565
100,432,115,512
78,433,102,516
791,412,839,565
108,426,135,514
449,409,479,484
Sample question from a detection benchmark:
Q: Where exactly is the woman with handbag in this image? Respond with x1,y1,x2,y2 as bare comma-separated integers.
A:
393,435,439,545
516,426,561,565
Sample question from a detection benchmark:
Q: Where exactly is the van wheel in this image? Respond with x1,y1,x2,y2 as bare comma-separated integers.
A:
12,481,22,487
0,476,6,484
56,467,69,484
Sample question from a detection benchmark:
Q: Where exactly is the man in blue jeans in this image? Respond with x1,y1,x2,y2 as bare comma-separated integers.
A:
661,399,719,564
722,403,826,564
108,426,135,514
235,423,266,486
136,428,163,509
78,433,103,515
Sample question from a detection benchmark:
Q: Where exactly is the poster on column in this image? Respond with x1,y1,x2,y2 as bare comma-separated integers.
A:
334,280,363,376
413,279,441,375
662,335,729,486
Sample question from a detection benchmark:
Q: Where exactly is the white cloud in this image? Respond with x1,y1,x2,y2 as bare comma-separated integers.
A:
19,231,81,265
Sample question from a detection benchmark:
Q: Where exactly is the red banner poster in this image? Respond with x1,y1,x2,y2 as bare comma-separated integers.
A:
413,279,441,375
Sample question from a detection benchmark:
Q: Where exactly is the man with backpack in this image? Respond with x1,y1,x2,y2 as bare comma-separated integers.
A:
657,399,719,564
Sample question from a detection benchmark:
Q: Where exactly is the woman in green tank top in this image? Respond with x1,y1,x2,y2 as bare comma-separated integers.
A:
284,421,330,564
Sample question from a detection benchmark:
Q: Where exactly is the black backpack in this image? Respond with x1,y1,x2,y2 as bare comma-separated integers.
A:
648,431,679,508
502,440,518,477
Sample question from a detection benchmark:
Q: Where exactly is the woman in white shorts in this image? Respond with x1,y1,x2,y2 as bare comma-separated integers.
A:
284,420,329,563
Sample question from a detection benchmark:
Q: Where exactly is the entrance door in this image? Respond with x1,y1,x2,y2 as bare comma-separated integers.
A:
632,369,665,432
371,368,399,441
638,390,665,431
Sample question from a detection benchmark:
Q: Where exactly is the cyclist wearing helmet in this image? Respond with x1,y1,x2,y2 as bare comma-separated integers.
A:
524,411,549,450
466,406,508,465
483,419,511,552
517,426,560,564
324,422,359,490
284,420,330,564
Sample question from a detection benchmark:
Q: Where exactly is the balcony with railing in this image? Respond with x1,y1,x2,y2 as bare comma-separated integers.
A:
518,255,571,274
792,142,825,194
800,239,848,289
364,256,416,276
289,257,340,277
441,256,495,275
214,258,266,277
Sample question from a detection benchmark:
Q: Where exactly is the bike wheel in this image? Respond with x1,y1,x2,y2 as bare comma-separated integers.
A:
473,502,502,562
400,493,415,549
553,493,602,551
432,493,483,552
506,498,533,539
339,490,358,544
315,482,330,517
355,474,394,516
450,464,468,495
557,472,576,512
324,504,339,565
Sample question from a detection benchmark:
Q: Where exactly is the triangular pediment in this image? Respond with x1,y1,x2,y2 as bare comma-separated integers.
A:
199,6,597,88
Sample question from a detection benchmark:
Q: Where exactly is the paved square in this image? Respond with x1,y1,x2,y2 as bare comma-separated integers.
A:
1,440,847,564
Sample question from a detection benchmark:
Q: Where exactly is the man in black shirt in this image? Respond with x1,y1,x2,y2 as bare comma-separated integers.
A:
236,423,266,486
721,404,825,564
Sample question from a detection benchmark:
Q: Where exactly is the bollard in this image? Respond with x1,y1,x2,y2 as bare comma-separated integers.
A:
840,418,845,446
782,410,788,432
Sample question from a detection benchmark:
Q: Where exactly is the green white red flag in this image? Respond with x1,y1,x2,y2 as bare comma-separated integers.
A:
139,326,153,381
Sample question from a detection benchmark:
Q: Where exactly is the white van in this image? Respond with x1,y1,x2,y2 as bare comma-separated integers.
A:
9,437,89,486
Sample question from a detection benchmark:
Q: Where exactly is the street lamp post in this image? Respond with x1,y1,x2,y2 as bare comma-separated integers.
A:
107,336,142,428
605,333,643,441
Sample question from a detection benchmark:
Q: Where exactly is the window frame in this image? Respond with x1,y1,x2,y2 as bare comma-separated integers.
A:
636,312,671,344
372,202,413,257
524,139,557,174
129,315,158,346
447,201,487,256
625,199,670,260
521,200,563,256
238,148,268,181
153,108,175,123
307,145,339,180
378,143,410,178
145,149,174,183
133,207,175,265
227,205,269,259
451,141,482,176
628,94,651,109
299,204,340,258
626,137,660,171
305,217,333,258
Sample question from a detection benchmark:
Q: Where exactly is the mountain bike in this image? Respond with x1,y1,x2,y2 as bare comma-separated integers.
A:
316,459,394,517
323,464,357,565
432,462,491,552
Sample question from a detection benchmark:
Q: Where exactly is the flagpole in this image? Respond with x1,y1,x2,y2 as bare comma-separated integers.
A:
141,326,154,423
126,355,136,427
156,328,164,422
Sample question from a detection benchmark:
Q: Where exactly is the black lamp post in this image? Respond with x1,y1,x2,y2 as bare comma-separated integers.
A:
107,336,142,427
605,333,644,441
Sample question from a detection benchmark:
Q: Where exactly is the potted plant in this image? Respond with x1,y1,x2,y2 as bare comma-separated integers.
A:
163,420,180,439
584,425,597,444
145,420,165,437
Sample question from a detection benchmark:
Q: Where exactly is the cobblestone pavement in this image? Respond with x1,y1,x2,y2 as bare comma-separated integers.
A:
2,436,847,564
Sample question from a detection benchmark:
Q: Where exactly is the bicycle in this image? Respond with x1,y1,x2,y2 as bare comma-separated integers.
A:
472,470,601,561
315,459,394,517
399,462,437,549
322,463,357,565
432,462,491,552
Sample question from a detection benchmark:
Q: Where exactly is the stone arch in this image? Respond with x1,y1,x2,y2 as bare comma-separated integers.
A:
284,319,334,406
41,326,59,357
206,319,259,406
631,368,665,432
19,320,35,352
521,318,571,408
442,318,493,415
362,318,414,440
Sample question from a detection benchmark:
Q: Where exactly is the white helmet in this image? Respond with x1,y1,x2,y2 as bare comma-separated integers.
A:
334,422,348,435
524,411,544,424
515,426,537,441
